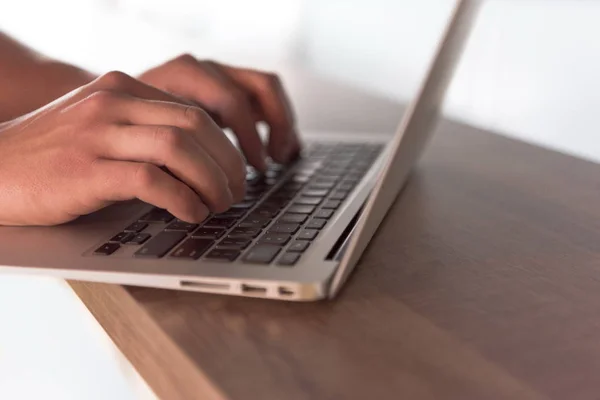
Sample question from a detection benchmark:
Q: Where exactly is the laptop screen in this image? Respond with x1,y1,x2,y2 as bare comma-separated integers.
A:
329,0,483,296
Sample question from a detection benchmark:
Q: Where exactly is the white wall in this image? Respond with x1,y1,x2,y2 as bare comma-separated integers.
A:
1,0,599,161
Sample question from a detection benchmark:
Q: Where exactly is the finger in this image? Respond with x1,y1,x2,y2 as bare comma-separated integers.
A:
97,123,234,213
152,57,268,171
75,91,246,202
219,64,301,163
90,159,210,223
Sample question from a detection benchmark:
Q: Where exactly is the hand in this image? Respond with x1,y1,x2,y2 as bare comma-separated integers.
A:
139,55,301,171
0,71,246,226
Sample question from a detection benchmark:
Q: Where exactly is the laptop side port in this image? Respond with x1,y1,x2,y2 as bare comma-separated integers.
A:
278,287,295,297
241,284,267,295
180,281,230,292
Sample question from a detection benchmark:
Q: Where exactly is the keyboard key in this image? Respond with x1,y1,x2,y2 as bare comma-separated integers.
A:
288,240,310,253
243,244,281,264
269,190,296,200
216,209,246,218
292,174,311,183
313,209,334,219
134,231,186,258
246,185,268,195
262,198,289,209
340,178,359,186
123,233,151,245
282,182,304,191
329,191,349,200
297,229,319,241
246,167,260,183
277,252,301,266
259,233,291,246
124,222,148,233
171,238,214,260
347,168,367,176
243,193,260,202
165,221,199,232
267,162,285,172
229,228,262,238
346,172,364,180
191,228,226,239
231,202,255,210
269,223,300,234
321,200,342,209
139,208,174,223
306,219,327,230
217,238,252,249
239,216,271,229
94,242,120,256
204,217,236,229
354,160,372,168
287,205,316,214
320,169,345,178
303,189,329,197
294,197,322,206
110,232,132,243
309,181,337,190
278,213,307,224
337,183,355,191
253,206,280,218
206,249,240,262
314,177,339,184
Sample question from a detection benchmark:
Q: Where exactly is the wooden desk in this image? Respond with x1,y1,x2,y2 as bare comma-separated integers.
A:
70,70,600,400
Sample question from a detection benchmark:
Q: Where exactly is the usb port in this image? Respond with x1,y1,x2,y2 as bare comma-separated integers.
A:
278,287,294,296
241,284,267,295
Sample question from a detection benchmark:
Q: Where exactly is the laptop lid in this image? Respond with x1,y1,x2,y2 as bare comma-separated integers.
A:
329,0,482,297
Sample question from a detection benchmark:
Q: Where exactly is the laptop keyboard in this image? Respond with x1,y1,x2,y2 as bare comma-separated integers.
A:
92,142,383,266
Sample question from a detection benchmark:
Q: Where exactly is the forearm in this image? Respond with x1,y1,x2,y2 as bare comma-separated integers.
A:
0,32,96,121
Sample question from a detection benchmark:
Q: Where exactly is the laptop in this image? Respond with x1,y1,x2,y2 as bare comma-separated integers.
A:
0,0,481,301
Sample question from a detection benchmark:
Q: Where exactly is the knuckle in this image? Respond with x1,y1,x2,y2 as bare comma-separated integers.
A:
81,90,117,115
199,59,217,68
97,70,133,89
152,126,185,152
253,72,282,94
262,72,282,88
133,163,158,189
183,106,210,127
174,53,197,64
219,90,250,113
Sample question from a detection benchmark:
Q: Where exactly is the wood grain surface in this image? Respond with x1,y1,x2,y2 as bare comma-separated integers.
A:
70,69,600,400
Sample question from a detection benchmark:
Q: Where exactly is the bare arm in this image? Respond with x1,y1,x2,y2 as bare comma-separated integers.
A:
0,32,96,121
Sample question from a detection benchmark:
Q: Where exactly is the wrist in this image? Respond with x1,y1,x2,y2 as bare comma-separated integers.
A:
0,59,96,122
37,59,97,94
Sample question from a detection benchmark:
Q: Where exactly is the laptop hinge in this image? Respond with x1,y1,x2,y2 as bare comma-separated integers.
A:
325,203,366,261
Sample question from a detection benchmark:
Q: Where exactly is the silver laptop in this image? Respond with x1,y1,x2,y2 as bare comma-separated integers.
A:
0,0,480,301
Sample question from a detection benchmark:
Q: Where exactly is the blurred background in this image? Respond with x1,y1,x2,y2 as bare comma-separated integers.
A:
1,0,599,399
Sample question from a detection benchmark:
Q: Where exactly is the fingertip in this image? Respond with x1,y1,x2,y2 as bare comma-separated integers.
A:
251,148,268,173
230,182,246,204
210,187,234,214
180,202,209,224
195,202,210,222
271,140,297,164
